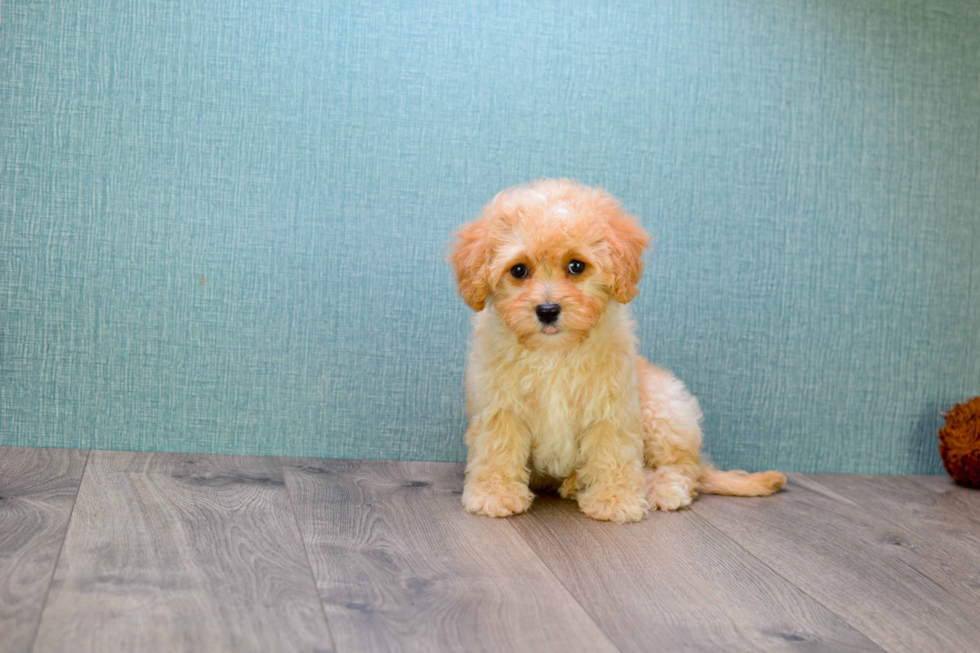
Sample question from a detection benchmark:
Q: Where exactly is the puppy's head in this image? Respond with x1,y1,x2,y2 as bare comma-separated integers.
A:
450,179,649,349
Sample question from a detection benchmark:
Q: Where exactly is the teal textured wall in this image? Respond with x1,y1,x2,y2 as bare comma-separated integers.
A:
2,0,978,472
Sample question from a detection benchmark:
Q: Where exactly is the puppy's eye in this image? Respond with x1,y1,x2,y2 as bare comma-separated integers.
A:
567,260,586,275
510,264,529,279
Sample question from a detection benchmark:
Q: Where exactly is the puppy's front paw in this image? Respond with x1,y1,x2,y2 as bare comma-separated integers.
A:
463,482,533,518
646,468,697,511
578,486,648,523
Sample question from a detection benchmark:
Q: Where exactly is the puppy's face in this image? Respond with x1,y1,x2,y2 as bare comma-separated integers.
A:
451,180,649,349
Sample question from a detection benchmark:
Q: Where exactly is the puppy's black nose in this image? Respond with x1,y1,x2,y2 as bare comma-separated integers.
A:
535,303,561,324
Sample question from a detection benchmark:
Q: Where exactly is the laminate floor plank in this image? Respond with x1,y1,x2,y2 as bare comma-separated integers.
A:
509,493,884,653
692,474,980,653
809,474,980,591
32,451,333,653
281,458,619,653
911,475,980,526
0,447,87,653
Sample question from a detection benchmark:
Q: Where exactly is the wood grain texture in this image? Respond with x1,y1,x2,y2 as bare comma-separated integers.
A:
32,451,333,653
0,447,87,653
692,474,980,653
912,474,980,525
281,458,618,653
509,494,883,653
810,474,980,587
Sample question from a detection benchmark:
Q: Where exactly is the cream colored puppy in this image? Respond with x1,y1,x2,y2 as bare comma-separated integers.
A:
451,179,785,523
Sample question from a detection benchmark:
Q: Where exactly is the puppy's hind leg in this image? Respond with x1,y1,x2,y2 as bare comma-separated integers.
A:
643,441,702,511
638,360,704,511
638,359,786,507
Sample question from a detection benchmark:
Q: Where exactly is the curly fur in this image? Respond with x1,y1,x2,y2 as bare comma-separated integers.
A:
451,179,785,522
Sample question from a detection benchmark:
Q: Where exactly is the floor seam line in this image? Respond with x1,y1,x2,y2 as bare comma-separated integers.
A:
690,476,893,653
505,512,625,653
800,473,980,551
905,476,980,526
906,476,945,493
279,457,340,653
27,448,92,653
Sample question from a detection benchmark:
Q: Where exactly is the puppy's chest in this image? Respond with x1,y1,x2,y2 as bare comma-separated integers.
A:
515,365,595,478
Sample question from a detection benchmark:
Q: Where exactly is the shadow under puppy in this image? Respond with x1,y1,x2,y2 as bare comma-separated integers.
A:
450,179,785,523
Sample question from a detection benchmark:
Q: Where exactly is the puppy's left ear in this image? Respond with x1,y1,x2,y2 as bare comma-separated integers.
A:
449,218,491,311
602,199,650,304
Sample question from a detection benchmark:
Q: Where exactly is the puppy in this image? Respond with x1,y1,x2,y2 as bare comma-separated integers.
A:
450,179,785,523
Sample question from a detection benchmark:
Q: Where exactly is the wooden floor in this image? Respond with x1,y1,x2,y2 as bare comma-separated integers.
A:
2,447,979,653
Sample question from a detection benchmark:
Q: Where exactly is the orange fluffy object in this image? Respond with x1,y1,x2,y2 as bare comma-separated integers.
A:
938,397,980,489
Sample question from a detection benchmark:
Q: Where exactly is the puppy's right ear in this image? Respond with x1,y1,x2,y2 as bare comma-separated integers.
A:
450,219,491,311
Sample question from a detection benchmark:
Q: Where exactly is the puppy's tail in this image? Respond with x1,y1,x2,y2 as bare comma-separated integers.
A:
698,465,786,497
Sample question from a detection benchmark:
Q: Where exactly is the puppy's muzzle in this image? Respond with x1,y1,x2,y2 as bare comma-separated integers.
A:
535,303,561,325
